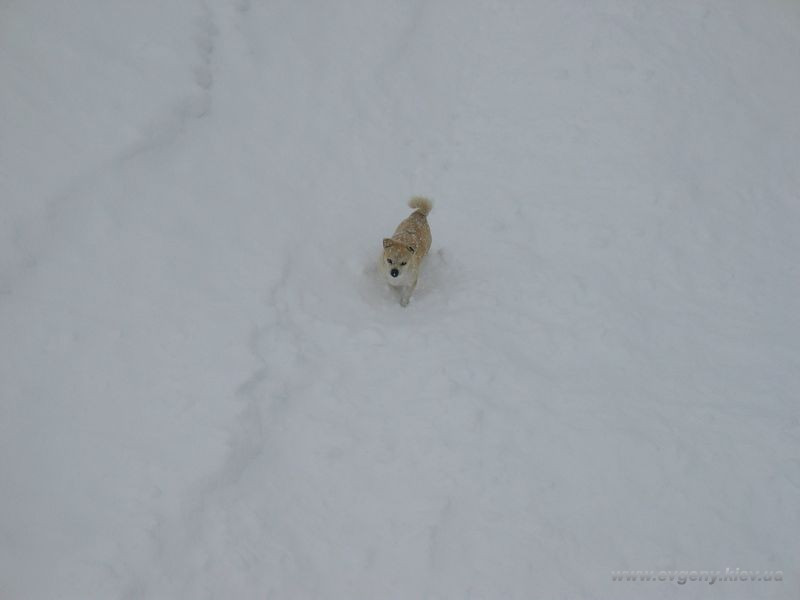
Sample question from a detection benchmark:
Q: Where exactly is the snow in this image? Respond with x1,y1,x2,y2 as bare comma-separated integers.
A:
1,0,799,598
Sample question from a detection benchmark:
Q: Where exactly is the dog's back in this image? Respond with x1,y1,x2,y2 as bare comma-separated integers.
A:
392,197,432,258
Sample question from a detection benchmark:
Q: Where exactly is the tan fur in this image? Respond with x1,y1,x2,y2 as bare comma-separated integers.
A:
379,197,433,306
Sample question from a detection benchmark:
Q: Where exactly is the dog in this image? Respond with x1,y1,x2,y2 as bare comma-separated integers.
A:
380,196,433,306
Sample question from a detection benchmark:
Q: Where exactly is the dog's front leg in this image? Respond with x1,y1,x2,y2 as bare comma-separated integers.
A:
399,277,417,307
399,289,410,306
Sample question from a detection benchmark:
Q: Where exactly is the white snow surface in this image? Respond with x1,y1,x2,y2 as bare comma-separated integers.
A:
2,1,799,598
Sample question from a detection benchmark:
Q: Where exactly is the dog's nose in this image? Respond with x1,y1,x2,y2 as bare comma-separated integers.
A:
390,268,399,277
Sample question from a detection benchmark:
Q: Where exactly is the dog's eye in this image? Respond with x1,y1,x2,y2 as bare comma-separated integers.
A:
387,259,393,264
400,262,406,266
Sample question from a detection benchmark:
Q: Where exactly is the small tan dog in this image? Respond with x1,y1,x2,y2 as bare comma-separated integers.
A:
380,196,433,306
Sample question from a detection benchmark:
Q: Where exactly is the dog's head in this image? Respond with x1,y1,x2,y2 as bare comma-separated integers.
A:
380,238,416,285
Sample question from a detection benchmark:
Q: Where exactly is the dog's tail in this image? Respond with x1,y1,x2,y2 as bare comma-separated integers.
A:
409,196,433,216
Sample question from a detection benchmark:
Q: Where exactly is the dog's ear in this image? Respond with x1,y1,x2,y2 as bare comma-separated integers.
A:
407,245,415,253
383,238,394,249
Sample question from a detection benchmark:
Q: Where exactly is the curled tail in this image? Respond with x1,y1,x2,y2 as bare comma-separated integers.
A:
409,196,433,216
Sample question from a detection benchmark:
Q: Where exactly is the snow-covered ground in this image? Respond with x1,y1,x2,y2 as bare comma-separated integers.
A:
2,1,799,598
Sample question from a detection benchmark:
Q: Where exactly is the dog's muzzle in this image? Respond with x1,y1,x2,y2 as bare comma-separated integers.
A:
390,268,399,278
